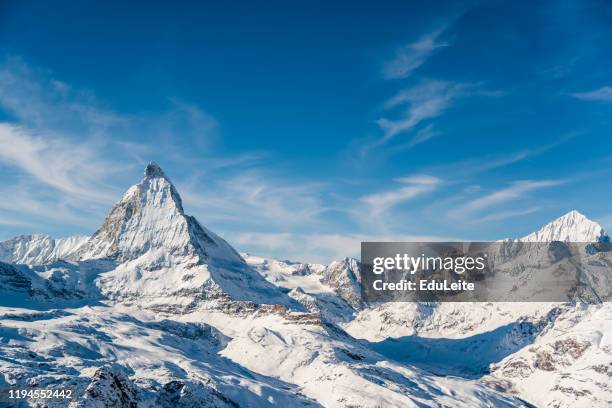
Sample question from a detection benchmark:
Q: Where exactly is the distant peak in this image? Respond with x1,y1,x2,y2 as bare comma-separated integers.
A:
558,210,587,220
521,209,607,242
144,161,167,180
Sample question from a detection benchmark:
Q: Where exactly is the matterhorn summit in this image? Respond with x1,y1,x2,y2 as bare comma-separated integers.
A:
77,161,243,264
520,210,609,242
74,162,293,311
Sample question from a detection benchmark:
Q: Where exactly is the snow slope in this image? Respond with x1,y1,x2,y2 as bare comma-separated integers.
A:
487,303,612,407
520,210,609,243
0,306,321,407
0,234,89,265
342,211,612,407
1,164,610,407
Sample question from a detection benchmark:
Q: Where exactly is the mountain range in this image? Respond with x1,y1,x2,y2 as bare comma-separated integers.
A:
0,162,610,407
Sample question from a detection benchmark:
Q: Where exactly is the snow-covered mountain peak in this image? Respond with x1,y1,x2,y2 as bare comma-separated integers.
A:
143,160,168,180
69,162,295,309
521,210,608,242
76,162,243,266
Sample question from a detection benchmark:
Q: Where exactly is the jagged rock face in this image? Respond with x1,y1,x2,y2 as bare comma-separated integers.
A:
75,366,139,408
243,254,359,323
487,304,612,407
144,319,229,347
521,210,609,243
0,260,91,303
154,380,239,408
318,258,363,310
77,162,242,265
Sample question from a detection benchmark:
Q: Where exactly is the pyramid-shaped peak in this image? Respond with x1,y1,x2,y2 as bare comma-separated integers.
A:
559,210,588,221
144,161,168,180
521,210,607,242
76,161,248,267
72,163,292,308
548,210,601,229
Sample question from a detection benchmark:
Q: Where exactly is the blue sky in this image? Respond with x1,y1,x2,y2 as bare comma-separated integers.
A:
0,0,611,262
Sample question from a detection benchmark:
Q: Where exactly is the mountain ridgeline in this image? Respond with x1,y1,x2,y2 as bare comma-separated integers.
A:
1,163,611,408
0,162,301,311
0,163,609,312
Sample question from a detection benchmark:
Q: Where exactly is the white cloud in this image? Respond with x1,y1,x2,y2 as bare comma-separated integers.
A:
0,124,119,201
230,232,358,264
376,81,472,143
382,28,450,80
0,58,220,161
391,124,440,151
572,86,612,102
0,216,37,228
179,171,328,230
0,58,126,133
419,137,574,179
229,231,458,264
476,206,542,223
360,175,442,217
0,170,112,239
453,180,565,219
0,58,227,234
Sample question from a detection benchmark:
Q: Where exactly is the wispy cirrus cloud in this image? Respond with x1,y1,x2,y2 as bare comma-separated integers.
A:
367,24,457,153
179,171,328,231
0,181,100,229
0,57,343,252
382,28,450,80
418,135,575,180
476,206,542,223
376,80,472,143
360,175,441,217
571,86,612,102
396,124,440,150
0,58,244,234
230,231,458,264
0,58,127,134
0,124,120,201
451,179,565,220
0,59,143,232
366,6,504,155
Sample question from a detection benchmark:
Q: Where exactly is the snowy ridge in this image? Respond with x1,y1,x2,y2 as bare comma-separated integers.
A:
243,254,358,323
520,210,609,242
341,211,612,407
1,163,611,407
487,303,612,407
0,234,89,265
